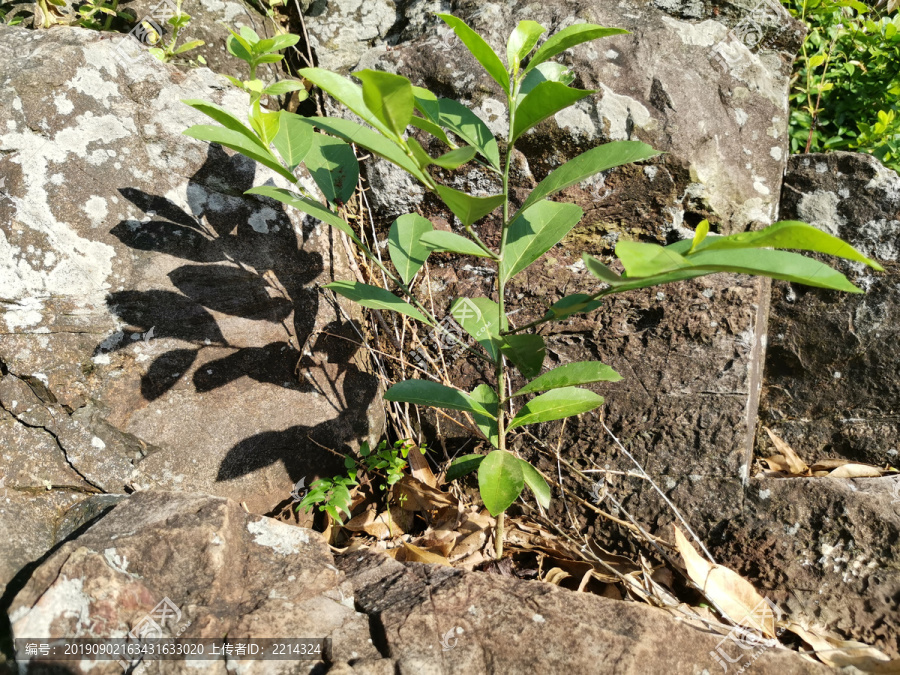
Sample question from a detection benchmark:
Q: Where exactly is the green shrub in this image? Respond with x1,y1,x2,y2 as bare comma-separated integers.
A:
783,0,900,169
183,15,882,555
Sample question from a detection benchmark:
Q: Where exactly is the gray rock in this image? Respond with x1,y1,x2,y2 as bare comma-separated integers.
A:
715,476,900,658
0,24,381,591
762,152,900,465
7,490,829,674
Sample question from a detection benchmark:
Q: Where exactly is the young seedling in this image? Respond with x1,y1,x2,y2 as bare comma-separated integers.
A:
183,16,883,557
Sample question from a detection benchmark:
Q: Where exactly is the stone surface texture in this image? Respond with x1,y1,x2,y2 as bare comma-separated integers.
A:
7,491,830,674
0,24,380,593
761,151,900,466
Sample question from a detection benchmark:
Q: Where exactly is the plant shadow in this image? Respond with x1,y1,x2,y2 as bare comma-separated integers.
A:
94,143,378,486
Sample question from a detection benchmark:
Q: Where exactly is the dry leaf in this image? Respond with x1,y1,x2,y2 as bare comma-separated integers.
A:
673,526,776,637
809,458,851,471
543,567,571,585
785,622,896,670
395,541,451,565
394,475,457,511
406,444,437,487
764,428,809,475
827,463,883,478
344,507,412,539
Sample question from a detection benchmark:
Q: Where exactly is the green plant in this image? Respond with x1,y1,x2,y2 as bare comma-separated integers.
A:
74,0,128,31
783,0,900,169
296,439,424,523
141,0,205,65
221,27,308,103
360,438,424,490
297,459,358,524
182,16,883,557
1,0,30,25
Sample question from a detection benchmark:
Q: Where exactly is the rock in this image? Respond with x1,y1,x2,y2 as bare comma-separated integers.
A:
298,0,803,480
0,24,381,592
715,476,900,658
7,491,381,674
7,490,829,674
761,152,900,466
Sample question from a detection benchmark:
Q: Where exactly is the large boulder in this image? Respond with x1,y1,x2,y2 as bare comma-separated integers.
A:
7,490,829,674
761,152,900,466
0,24,380,593
301,0,803,480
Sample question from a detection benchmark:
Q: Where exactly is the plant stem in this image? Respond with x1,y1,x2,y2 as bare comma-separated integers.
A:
492,78,518,559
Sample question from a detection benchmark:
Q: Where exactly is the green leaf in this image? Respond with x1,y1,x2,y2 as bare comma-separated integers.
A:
239,25,261,44
436,99,502,170
436,185,504,227
677,248,864,293
508,387,604,430
420,230,494,258
255,54,284,65
689,219,710,253
272,111,314,170
267,33,301,52
407,137,434,170
182,125,297,183
410,116,455,147
263,80,307,96
388,213,433,284
181,99,265,148
431,145,478,169
518,459,551,509
469,384,499,448
582,254,626,286
478,450,524,516
542,293,603,320
446,453,485,481
437,13,510,94
500,334,545,379
507,20,545,69
304,116,430,184
325,280,432,324
525,24,629,73
451,297,506,360
353,69,415,139
521,141,660,212
512,82,593,142
412,86,441,122
518,62,574,103
686,220,883,271
174,40,204,54
383,379,495,417
298,68,393,137
227,31,253,62
245,186,364,247
501,200,583,283
514,361,622,396
615,240,692,277
304,134,359,204
249,100,281,146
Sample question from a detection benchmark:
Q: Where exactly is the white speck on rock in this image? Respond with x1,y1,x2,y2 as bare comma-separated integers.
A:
247,518,309,555
797,190,845,237
53,95,74,115
532,614,545,623
83,196,109,229
10,576,92,638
